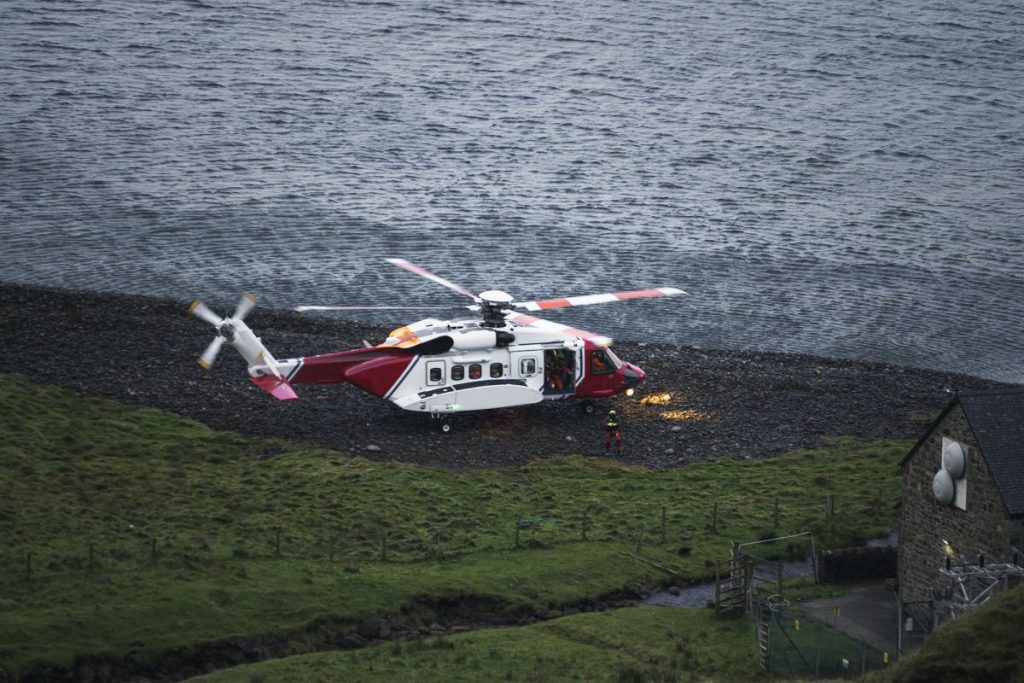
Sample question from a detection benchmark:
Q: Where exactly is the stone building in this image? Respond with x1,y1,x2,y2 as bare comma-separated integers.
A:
898,387,1024,612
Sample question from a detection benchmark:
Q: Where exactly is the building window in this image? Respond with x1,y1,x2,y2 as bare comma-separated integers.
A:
451,365,465,381
469,364,482,380
490,363,503,378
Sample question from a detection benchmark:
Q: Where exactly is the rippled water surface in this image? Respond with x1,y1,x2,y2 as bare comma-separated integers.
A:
2,0,1022,381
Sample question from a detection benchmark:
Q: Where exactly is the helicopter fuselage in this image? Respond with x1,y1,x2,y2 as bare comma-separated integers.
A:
248,317,645,413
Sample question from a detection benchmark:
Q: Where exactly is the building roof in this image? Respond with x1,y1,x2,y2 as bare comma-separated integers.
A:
959,388,1024,518
904,387,1024,518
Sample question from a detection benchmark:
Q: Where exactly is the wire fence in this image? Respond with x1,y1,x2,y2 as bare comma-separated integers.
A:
0,511,677,582
1,526,500,582
0,492,857,584
754,595,892,678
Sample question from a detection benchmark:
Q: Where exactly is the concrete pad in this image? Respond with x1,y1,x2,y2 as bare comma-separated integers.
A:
798,580,899,655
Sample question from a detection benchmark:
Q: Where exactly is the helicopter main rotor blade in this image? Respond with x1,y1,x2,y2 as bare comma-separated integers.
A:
514,287,686,312
385,258,482,303
505,311,613,348
295,304,471,312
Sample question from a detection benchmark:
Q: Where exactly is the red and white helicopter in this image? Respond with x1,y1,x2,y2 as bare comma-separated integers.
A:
189,259,685,430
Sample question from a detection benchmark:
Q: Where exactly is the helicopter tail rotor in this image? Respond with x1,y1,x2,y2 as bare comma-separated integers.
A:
187,293,298,400
188,293,260,370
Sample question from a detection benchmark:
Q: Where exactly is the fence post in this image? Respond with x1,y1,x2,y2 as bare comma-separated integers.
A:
715,560,721,615
810,534,819,584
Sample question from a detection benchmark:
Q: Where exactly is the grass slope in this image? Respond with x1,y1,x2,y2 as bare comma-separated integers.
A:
882,584,1024,683
0,374,906,679
190,606,758,683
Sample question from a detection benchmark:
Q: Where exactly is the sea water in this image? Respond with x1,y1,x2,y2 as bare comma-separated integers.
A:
1,0,1022,381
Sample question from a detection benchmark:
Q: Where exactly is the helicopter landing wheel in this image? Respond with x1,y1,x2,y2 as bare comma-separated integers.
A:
580,401,596,415
439,418,453,434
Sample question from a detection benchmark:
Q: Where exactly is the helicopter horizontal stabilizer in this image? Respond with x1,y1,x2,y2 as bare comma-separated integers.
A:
250,375,299,401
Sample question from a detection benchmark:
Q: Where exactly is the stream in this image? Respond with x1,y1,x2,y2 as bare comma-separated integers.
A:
644,533,898,607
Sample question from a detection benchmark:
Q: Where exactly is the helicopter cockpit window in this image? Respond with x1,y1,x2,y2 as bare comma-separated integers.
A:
469,364,482,380
590,349,616,375
451,365,465,381
490,362,503,378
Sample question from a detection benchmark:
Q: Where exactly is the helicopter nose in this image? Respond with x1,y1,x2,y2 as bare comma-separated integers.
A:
622,364,644,386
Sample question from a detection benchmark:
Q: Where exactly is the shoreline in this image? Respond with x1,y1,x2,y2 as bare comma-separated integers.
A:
0,281,1011,469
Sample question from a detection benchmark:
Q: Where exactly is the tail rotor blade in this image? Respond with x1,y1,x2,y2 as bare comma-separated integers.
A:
189,299,223,326
233,292,258,321
198,336,226,370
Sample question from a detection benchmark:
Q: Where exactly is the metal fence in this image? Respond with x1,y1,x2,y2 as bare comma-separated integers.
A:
754,595,891,678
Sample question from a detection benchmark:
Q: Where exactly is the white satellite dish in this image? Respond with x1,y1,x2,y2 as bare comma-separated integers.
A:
933,469,955,506
942,440,966,479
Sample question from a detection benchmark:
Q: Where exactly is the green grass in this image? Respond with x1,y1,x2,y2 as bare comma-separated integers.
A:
189,606,759,683
0,373,908,679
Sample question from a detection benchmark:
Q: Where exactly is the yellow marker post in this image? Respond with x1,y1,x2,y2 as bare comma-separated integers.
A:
884,651,890,665
794,619,800,631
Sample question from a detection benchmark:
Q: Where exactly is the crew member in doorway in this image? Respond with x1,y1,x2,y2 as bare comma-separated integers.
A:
604,409,623,455
548,355,565,392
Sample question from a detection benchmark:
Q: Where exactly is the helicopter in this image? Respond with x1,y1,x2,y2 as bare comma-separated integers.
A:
188,258,685,431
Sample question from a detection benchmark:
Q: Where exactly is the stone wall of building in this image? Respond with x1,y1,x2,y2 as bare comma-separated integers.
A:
898,404,1014,604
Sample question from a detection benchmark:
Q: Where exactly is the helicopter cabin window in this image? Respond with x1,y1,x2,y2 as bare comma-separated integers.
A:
520,357,537,376
451,365,465,381
427,366,444,385
469,364,482,380
590,349,616,375
490,362,503,378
